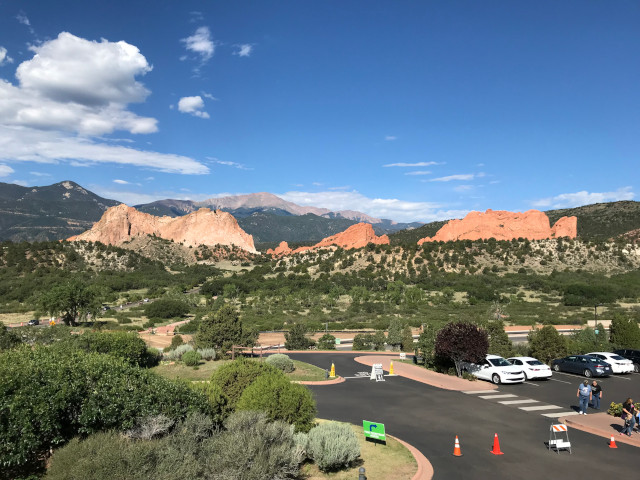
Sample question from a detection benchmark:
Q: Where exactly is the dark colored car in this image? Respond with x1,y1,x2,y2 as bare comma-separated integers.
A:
551,355,612,378
613,349,640,373
27,319,39,326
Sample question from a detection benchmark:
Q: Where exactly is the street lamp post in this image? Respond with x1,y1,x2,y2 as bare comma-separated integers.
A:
594,304,603,331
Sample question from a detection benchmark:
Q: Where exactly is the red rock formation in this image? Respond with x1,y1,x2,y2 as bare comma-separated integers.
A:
268,223,389,256
68,204,257,253
266,241,293,256
417,209,577,244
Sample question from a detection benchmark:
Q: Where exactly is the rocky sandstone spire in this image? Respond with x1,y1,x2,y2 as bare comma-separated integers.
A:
417,209,577,244
266,222,389,256
68,204,257,253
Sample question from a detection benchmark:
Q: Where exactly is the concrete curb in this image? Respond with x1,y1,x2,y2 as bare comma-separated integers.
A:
388,434,434,480
559,413,640,448
296,376,345,386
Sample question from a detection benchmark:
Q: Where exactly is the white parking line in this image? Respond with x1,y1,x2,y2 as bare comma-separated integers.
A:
462,390,499,394
541,411,580,418
478,394,518,399
519,405,563,411
608,375,631,381
549,378,572,384
500,399,540,405
523,382,540,387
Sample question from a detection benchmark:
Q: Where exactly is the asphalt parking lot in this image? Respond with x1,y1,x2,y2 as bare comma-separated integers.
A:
288,353,640,480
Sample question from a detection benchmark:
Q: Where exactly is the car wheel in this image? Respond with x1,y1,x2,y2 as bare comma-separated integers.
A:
492,373,501,384
553,364,560,372
523,371,529,381
634,363,640,374
584,369,592,378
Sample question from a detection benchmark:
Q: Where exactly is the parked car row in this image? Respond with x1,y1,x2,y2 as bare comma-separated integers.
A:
462,349,640,384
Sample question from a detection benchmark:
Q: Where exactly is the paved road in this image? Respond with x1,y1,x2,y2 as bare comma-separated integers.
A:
288,353,638,480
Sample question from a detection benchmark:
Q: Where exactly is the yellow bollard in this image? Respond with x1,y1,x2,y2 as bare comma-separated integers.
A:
330,363,335,378
389,361,395,375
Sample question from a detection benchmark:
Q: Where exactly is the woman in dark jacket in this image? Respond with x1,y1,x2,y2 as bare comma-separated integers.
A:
621,397,635,436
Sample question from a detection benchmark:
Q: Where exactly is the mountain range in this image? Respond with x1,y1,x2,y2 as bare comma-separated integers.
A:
1,181,639,246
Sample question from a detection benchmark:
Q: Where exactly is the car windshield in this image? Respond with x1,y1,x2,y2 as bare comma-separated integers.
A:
489,358,511,367
526,360,543,366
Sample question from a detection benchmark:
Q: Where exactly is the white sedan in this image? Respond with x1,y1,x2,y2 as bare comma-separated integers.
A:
587,352,634,374
462,355,525,384
507,356,552,380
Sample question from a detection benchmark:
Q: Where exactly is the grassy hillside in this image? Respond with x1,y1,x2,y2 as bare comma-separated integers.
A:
546,201,640,239
389,220,449,245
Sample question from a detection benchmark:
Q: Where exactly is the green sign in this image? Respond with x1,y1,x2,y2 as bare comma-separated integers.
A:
335,338,341,345
363,420,386,441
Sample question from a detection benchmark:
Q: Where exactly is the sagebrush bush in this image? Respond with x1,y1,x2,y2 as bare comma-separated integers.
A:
307,421,360,472
164,343,194,361
197,347,216,361
266,353,295,373
236,371,316,432
209,358,280,408
47,411,303,480
182,350,201,366
124,415,175,440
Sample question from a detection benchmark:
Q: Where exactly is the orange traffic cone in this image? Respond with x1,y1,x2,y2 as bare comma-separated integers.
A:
609,435,618,449
490,433,504,455
453,436,462,456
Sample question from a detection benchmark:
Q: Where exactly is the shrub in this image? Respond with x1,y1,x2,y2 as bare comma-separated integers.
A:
209,358,280,408
197,347,216,361
0,345,211,477
170,334,184,350
307,421,360,472
124,415,175,440
607,402,623,417
144,298,190,319
236,371,316,432
352,333,373,351
164,343,194,361
47,412,303,480
317,333,337,350
182,350,202,366
266,353,295,373
0,324,19,352
70,330,150,367
284,322,316,350
189,382,230,424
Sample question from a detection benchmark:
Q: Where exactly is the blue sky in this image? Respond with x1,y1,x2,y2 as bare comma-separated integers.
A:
0,1,637,222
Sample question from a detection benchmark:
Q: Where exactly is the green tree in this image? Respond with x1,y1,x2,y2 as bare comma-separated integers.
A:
195,305,252,356
208,358,279,409
144,298,190,319
372,330,386,351
609,313,640,349
401,325,414,352
528,325,567,364
284,323,315,350
38,280,103,326
0,325,19,352
416,324,439,367
435,321,489,377
387,318,404,351
482,319,513,358
317,333,337,350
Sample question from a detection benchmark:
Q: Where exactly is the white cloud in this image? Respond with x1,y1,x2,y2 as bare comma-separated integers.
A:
0,47,14,65
405,171,431,176
0,32,209,175
430,174,475,182
113,179,130,184
383,162,439,167
454,185,474,192
531,187,635,209
12,179,28,186
16,13,30,26
29,171,51,177
201,92,217,100
278,190,469,223
234,44,253,57
177,96,209,118
385,135,397,141
0,164,15,177
0,126,209,174
182,27,215,62
206,157,251,170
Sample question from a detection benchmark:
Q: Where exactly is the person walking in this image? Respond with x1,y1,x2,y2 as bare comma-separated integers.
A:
590,380,602,410
576,380,592,415
620,397,635,436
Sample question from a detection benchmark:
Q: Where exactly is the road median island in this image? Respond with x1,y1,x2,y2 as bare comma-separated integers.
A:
354,355,498,392
560,412,640,448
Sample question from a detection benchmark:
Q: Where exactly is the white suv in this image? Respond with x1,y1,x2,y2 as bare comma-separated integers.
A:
463,354,525,384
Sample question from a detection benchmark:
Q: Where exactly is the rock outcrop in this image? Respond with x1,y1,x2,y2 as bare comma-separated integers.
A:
68,204,257,253
417,209,577,244
267,223,389,256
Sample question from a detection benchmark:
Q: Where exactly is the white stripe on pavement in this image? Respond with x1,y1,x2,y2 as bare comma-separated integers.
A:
541,411,581,418
549,378,572,384
519,405,563,411
478,394,518,399
499,399,540,405
462,390,498,394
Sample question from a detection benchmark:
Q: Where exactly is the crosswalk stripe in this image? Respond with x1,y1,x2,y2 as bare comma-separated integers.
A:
541,411,581,418
478,394,517,399
519,405,562,411
499,399,539,405
462,390,498,394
